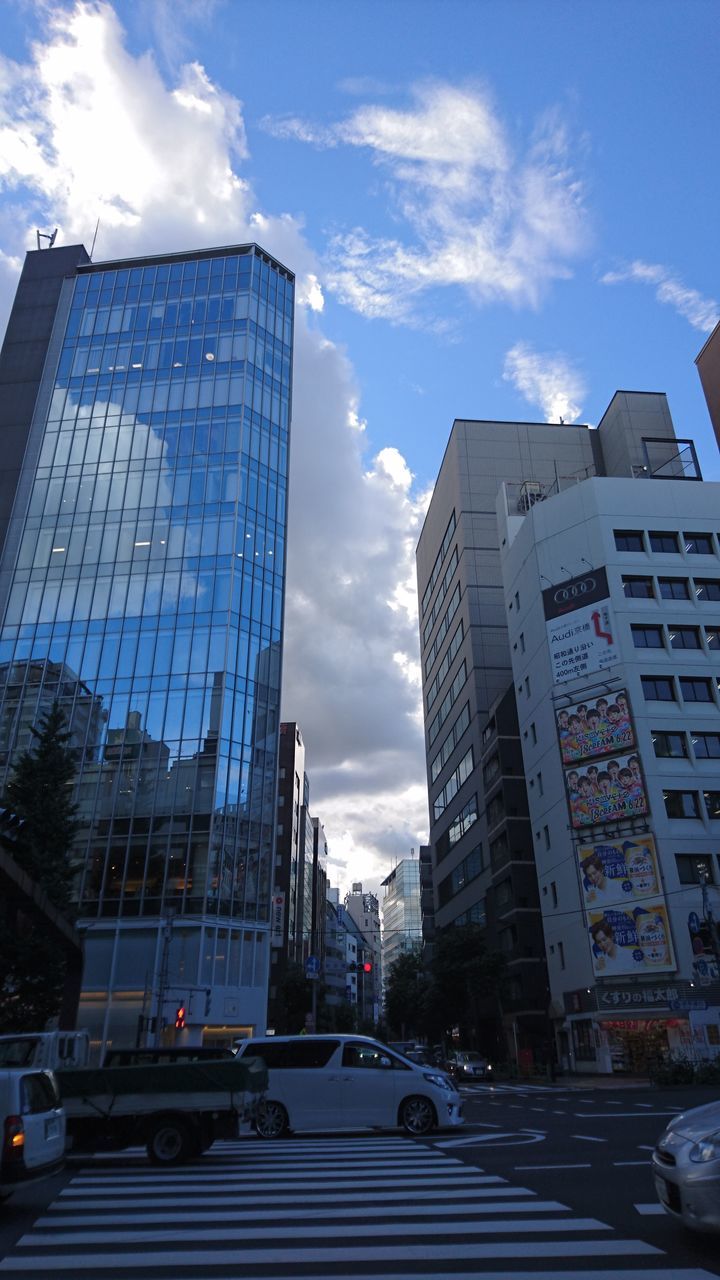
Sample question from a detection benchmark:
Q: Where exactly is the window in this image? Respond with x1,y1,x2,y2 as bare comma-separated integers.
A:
663,790,700,819
676,854,715,885
495,879,512,909
248,1039,340,1068
649,531,679,553
692,732,720,758
658,577,690,600
705,630,720,651
487,794,505,827
537,771,544,796
694,579,720,601
543,825,550,850
483,755,500,787
530,722,537,745
551,881,558,908
652,730,687,758
514,592,519,609
519,632,525,653
631,625,664,648
524,675,531,697
482,718,496,746
615,529,645,552
623,575,654,598
669,626,700,649
679,677,713,703
557,940,566,969
684,533,714,555
642,676,675,702
433,748,474,820
704,791,720,819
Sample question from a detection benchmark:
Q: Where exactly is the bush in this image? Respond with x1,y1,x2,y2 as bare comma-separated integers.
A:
650,1057,720,1086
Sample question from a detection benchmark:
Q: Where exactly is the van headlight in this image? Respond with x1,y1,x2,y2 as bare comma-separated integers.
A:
424,1072,454,1091
689,1132,720,1163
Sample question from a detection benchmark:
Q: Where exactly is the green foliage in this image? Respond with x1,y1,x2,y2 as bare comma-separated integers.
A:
425,924,506,1046
4,701,79,911
384,948,425,1039
272,962,312,1034
0,921,67,1031
650,1057,720,1086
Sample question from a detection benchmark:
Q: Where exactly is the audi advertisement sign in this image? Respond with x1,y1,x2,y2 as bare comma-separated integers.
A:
543,566,620,685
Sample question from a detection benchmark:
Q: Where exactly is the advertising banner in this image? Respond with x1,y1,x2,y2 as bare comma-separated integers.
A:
588,904,675,978
543,568,620,685
556,689,635,765
578,835,661,910
566,752,648,828
270,891,285,948
688,911,720,985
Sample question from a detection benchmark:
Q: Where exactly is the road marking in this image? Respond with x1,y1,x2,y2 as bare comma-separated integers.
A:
637,1145,654,1151
436,1131,545,1149
530,1107,546,1112
515,1163,592,1171
636,1102,654,1108
572,1134,607,1143
634,1203,666,1216
574,1111,676,1118
552,1109,567,1115
37,1200,575,1227
614,1160,650,1166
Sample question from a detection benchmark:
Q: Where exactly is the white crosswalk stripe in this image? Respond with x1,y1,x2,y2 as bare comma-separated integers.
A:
0,1135,715,1279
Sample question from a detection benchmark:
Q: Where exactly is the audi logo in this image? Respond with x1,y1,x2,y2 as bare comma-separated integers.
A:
553,577,596,603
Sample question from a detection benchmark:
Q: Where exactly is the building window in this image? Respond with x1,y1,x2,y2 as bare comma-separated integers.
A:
557,940,565,969
530,722,537,745
679,677,713,703
669,626,701,649
551,881,558,907
543,825,550,850
524,675,531,697
676,854,715,884
495,879,512,909
631,625,664,648
482,718,496,745
658,577,690,600
615,530,645,552
483,754,501,787
649,531,679,553
705,629,720,650
704,791,720,820
691,732,720,758
642,676,675,702
623,575,654,598
684,533,714,555
537,771,544,796
652,730,688,758
487,794,505,828
695,579,720,601
519,632,526,653
663,790,701,819
514,592,519,609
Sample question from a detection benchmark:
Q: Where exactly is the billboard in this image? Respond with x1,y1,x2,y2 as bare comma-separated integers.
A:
578,835,661,910
543,567,620,685
588,905,675,978
556,689,635,765
565,752,648,829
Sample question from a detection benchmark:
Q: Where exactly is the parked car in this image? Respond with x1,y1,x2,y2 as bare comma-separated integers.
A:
234,1034,463,1138
0,1068,65,1200
446,1051,492,1080
652,1098,720,1234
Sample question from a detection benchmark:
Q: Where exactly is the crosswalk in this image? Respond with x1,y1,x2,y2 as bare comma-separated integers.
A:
0,1135,715,1278
459,1081,569,1095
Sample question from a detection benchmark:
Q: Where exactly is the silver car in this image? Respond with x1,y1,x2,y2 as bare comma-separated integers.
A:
652,1098,720,1233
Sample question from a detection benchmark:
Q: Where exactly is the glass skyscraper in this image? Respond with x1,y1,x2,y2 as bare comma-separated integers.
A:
0,242,293,1051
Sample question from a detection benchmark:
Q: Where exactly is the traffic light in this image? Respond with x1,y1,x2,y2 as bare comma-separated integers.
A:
174,1005,186,1030
362,961,372,973
347,961,373,973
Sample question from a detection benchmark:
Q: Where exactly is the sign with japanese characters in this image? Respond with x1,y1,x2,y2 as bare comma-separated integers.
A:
578,835,661,911
543,568,619,685
565,752,648,828
597,985,681,1010
588,904,675,978
556,689,635,765
270,891,285,947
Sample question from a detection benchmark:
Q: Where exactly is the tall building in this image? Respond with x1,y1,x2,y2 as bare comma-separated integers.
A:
344,882,382,1023
416,391,704,1065
499,472,720,1072
696,320,720,452
0,241,294,1054
381,856,422,987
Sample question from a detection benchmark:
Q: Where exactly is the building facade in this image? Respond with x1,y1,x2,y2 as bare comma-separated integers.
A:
381,857,422,993
0,241,294,1055
415,391,702,1067
344,882,382,1024
696,321,720,453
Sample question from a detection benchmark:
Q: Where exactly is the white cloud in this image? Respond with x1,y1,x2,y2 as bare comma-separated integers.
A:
601,260,719,333
0,0,428,897
503,341,586,423
264,85,589,325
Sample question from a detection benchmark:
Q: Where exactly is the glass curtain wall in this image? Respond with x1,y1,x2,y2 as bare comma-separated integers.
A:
0,246,293,931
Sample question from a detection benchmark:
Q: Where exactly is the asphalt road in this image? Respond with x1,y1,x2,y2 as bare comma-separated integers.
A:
0,1080,718,1277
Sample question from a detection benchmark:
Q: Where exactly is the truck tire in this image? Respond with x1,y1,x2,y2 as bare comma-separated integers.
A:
146,1116,194,1165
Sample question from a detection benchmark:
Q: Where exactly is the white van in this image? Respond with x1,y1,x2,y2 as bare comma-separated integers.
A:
234,1034,463,1137
0,1069,66,1200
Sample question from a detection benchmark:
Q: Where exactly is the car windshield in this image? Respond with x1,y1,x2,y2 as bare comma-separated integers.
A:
459,1053,484,1062
0,1037,39,1067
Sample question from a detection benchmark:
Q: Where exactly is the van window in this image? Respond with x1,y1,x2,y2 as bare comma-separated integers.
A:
0,1037,38,1067
21,1073,59,1114
249,1039,340,1069
342,1043,410,1070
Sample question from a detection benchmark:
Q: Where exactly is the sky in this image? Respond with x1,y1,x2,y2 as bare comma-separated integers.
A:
0,0,718,899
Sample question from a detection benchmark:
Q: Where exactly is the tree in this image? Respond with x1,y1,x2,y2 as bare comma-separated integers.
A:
426,925,506,1049
4,701,79,912
384,948,425,1039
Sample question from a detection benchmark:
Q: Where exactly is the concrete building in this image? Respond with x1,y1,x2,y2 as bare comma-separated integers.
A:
344,882,382,1024
498,470,720,1072
0,241,294,1055
696,321,720,453
416,391,707,1067
381,856,422,993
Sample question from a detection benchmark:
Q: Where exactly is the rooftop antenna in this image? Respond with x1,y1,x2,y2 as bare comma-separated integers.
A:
36,228,58,250
89,218,100,261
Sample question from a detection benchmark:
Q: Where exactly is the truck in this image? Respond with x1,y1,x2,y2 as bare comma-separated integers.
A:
0,1033,267,1165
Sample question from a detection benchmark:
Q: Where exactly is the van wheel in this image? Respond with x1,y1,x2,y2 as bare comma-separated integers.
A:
255,1100,289,1139
146,1117,194,1164
400,1096,436,1135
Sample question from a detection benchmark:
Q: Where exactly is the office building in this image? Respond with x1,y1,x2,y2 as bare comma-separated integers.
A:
0,240,294,1054
416,391,706,1066
696,320,720,452
344,882,382,1023
381,856,422,989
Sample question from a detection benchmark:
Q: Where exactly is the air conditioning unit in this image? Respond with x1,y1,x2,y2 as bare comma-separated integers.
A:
518,481,544,513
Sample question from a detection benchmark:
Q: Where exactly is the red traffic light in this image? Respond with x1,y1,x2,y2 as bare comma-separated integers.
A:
362,961,372,973
175,1006,186,1029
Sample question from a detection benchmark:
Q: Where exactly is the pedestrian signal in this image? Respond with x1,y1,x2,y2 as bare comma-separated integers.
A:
175,1005,186,1029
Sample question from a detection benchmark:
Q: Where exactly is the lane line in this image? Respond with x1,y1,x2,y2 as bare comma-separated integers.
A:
635,1204,665,1216
572,1134,607,1143
514,1163,592,1171
574,1111,676,1118
614,1160,650,1167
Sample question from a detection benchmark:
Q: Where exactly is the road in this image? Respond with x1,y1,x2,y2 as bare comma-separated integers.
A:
0,1079,717,1278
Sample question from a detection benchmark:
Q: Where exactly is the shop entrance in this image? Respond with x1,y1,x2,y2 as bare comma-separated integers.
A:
603,1018,672,1073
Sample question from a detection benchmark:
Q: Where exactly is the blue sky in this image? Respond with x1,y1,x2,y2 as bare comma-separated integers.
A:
0,0,718,893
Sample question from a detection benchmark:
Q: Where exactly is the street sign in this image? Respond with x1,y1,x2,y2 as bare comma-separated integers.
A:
305,955,320,980
668,998,708,1011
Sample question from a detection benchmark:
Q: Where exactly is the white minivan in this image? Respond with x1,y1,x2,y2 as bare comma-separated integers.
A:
234,1034,463,1137
0,1069,66,1200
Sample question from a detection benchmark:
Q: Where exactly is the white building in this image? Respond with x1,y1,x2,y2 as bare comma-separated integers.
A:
381,858,423,999
498,473,720,1072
